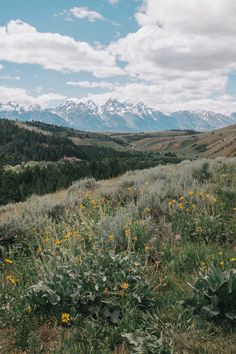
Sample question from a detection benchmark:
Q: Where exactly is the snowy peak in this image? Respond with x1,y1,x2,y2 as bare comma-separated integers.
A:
0,99,236,132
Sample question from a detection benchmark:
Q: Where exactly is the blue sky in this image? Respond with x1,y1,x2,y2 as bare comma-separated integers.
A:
0,0,236,113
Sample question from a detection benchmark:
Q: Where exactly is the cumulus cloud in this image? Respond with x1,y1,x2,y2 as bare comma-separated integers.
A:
68,7,104,22
0,20,123,78
66,81,114,90
107,0,119,5
0,74,21,80
106,0,236,112
0,85,66,107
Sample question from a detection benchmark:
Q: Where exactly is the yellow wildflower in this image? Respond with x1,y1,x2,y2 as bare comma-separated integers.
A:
188,191,194,196
219,261,224,267
36,246,43,255
25,306,32,313
124,228,131,238
120,282,129,290
108,234,114,241
90,199,97,207
178,203,184,209
144,244,150,252
133,236,138,241
230,257,236,262
195,226,203,234
126,187,131,192
179,196,185,201
144,208,151,213
55,240,62,246
79,204,85,210
4,258,14,265
61,313,71,324
6,275,17,285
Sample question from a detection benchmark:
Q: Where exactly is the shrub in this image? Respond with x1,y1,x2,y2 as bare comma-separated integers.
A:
183,265,236,322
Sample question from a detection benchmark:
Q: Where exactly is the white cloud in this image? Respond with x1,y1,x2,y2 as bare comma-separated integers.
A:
107,0,236,112
0,20,123,78
0,75,21,80
0,85,66,107
0,64,4,70
66,81,114,90
68,7,104,22
108,0,119,5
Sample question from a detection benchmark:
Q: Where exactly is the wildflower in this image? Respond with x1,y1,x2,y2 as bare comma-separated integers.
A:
133,236,138,241
124,228,131,238
168,200,176,207
79,204,85,210
126,187,131,192
61,313,71,324
230,257,236,262
90,199,97,208
218,251,223,256
4,258,14,265
108,234,114,241
178,203,184,209
55,240,62,246
144,244,150,252
188,191,194,196
120,282,129,290
179,196,185,201
219,261,224,267
36,246,43,255
144,208,151,213
25,306,32,313
6,275,17,285
195,226,203,234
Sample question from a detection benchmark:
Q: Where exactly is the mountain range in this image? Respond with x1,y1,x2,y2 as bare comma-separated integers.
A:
0,99,236,132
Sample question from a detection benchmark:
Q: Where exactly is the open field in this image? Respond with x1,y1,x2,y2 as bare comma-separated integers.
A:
0,158,236,353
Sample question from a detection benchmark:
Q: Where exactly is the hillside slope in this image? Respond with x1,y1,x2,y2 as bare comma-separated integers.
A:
127,125,236,158
0,158,235,353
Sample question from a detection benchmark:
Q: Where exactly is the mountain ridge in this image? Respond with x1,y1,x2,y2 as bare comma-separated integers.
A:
1,99,236,132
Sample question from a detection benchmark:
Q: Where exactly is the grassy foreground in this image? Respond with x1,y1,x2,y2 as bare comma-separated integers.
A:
0,158,236,353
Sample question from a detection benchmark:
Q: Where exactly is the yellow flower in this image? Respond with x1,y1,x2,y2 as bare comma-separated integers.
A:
90,199,97,207
108,234,114,241
79,204,85,210
230,257,236,262
36,246,43,255
6,275,17,285
124,228,131,238
179,196,185,201
25,306,32,313
55,240,62,246
188,191,194,196
144,244,150,252
4,258,14,265
120,282,129,290
144,208,151,213
133,236,138,241
219,261,224,267
195,226,203,234
178,203,184,209
168,200,176,207
126,187,131,192
61,313,71,324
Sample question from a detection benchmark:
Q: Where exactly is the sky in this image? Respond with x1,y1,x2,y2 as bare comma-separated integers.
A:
0,0,236,113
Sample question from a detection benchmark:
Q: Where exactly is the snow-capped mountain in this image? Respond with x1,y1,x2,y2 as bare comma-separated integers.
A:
1,99,236,132
0,102,69,127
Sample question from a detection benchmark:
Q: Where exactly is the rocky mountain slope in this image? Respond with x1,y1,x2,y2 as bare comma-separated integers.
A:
1,99,236,132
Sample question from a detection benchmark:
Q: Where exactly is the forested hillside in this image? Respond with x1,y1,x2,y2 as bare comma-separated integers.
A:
0,119,182,206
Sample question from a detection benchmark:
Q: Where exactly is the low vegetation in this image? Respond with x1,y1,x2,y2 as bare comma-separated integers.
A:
0,157,235,353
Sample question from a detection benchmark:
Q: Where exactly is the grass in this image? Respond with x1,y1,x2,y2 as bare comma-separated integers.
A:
0,157,236,353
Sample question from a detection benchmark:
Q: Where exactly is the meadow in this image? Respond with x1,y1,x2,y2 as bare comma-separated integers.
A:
0,157,235,353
